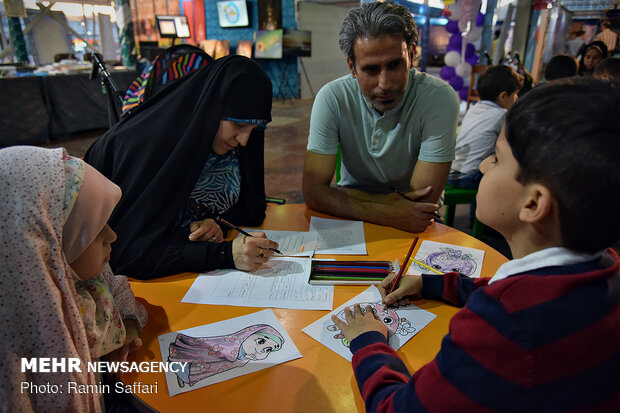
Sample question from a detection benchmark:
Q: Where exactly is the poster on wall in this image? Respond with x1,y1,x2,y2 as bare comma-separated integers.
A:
254,29,282,59
258,0,282,30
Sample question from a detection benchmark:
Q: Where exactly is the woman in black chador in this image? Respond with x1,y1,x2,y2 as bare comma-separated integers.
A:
85,55,279,279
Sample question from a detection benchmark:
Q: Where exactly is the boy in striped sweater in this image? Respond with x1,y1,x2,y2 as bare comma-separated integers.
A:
332,78,619,412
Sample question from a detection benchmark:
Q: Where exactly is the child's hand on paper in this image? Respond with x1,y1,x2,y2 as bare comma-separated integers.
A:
189,218,224,242
331,304,387,343
232,232,279,272
379,274,423,307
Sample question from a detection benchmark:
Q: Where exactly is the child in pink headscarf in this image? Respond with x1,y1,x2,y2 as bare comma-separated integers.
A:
168,324,283,387
0,146,147,412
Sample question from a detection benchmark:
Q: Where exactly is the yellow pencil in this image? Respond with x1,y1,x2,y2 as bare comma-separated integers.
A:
409,258,443,275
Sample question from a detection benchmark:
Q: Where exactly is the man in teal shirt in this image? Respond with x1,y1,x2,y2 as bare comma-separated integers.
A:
303,2,459,233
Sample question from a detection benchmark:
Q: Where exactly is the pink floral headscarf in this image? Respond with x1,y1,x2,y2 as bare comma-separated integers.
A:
0,146,121,412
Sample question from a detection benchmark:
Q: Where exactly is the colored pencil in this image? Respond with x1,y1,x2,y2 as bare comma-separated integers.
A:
410,258,444,275
388,237,419,295
214,216,282,254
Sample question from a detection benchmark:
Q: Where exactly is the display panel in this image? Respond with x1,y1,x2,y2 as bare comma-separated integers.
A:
156,15,191,38
216,1,250,28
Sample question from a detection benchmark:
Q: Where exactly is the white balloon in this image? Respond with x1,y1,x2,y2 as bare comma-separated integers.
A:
462,73,471,87
447,2,460,21
444,51,461,68
466,26,483,42
456,62,472,77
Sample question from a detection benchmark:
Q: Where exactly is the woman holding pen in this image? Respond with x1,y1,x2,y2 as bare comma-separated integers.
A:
85,56,278,279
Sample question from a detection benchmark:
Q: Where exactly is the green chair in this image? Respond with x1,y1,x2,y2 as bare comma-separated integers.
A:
443,183,485,239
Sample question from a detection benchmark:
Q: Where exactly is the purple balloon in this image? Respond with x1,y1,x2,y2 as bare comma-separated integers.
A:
476,12,484,27
464,43,476,58
449,76,464,90
459,86,469,101
440,65,456,80
446,44,460,53
446,20,460,34
449,33,462,49
466,54,479,66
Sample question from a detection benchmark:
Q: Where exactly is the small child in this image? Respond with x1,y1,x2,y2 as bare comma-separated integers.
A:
0,146,147,412
544,54,578,81
593,57,620,82
333,78,619,412
448,65,522,189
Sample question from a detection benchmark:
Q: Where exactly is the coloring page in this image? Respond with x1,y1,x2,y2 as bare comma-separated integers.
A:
302,286,436,361
407,240,485,278
158,309,301,396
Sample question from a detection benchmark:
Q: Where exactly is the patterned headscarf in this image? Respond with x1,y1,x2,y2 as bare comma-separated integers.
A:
0,146,120,412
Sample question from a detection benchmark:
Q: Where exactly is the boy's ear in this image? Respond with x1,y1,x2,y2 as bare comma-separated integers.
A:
519,184,554,224
497,91,508,103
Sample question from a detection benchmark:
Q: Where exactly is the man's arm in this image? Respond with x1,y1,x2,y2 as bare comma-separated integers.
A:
408,160,451,203
302,151,439,233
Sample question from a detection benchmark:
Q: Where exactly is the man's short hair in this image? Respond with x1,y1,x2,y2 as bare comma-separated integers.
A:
593,57,620,82
339,2,418,67
505,78,619,253
544,55,578,81
601,20,611,29
477,65,522,102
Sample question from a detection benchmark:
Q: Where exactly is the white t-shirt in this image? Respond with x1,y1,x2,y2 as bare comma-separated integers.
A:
451,100,506,175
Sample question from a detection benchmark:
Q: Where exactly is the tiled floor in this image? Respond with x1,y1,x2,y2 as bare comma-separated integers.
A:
46,97,511,258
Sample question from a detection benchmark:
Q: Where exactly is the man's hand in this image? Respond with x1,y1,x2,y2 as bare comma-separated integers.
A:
189,219,224,242
331,304,388,344
231,232,279,272
378,274,423,307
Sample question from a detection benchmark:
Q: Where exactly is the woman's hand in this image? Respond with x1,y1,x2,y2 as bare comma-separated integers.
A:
189,219,224,242
378,274,423,307
231,232,279,272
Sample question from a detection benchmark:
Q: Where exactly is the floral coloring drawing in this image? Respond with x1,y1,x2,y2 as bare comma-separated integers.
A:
408,240,486,278
327,302,416,348
168,324,284,388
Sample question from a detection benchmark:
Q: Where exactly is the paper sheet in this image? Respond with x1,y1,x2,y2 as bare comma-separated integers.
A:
182,257,333,310
241,229,318,257
406,240,486,278
158,309,302,396
309,216,367,255
302,285,436,361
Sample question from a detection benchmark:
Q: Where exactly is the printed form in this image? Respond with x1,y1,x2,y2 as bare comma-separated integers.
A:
309,217,367,255
182,257,333,310
240,229,318,257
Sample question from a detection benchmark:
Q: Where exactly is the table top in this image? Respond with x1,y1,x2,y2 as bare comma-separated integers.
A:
124,204,508,412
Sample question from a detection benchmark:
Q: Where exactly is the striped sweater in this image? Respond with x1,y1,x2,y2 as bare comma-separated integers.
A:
350,249,620,412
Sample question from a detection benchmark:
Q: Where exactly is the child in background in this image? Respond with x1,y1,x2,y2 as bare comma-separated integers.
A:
332,78,619,412
447,65,522,190
0,146,147,412
544,54,578,81
594,57,620,82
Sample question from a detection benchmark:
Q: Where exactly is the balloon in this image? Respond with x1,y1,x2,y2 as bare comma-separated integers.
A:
440,65,456,80
459,86,469,101
446,20,460,34
476,12,484,27
444,51,461,68
466,54,479,66
447,1,460,21
456,62,472,78
446,44,460,53
464,43,476,58
466,25,483,42
449,33,462,49
449,76,464,90
462,73,471,87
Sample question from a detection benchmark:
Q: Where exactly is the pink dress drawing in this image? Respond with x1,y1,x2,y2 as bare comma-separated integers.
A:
168,324,284,387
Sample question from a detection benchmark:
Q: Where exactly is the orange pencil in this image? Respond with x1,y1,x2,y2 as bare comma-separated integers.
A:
388,236,419,294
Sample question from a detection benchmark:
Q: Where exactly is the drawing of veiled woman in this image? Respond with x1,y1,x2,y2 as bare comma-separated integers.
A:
168,324,283,387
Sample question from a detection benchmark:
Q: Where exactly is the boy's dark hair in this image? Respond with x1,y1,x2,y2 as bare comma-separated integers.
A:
505,78,619,253
544,55,578,81
593,57,620,82
477,65,522,101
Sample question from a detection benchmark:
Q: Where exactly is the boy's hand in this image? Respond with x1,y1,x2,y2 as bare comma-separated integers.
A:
189,219,224,242
331,304,388,344
378,274,423,307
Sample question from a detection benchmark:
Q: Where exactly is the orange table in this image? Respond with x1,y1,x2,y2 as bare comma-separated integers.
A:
124,204,508,412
